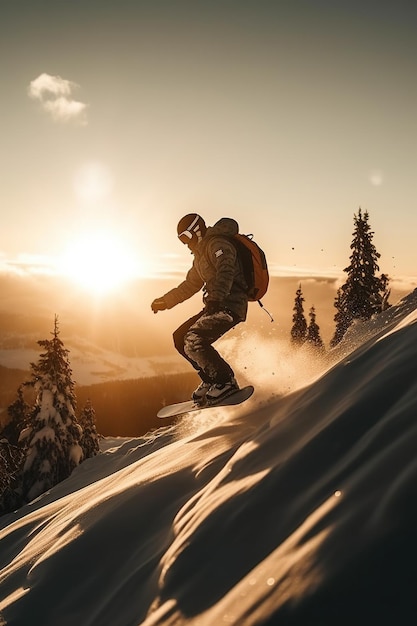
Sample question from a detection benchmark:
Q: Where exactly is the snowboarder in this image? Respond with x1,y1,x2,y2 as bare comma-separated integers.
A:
151,214,249,404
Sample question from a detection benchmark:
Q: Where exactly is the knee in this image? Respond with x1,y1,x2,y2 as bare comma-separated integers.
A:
183,330,201,359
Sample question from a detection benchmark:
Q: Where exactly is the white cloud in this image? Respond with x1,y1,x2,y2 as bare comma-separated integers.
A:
44,96,87,123
28,73,74,99
28,72,88,125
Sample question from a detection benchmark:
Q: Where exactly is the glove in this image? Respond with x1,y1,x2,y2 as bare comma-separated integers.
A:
204,300,224,315
151,297,167,314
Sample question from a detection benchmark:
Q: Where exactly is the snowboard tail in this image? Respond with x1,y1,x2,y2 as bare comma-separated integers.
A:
157,385,254,419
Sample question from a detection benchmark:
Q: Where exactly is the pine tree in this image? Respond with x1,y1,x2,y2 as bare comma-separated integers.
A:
291,284,308,345
0,385,31,511
79,399,100,459
21,316,83,502
331,208,390,347
331,288,349,347
306,306,325,351
0,439,25,513
2,385,30,446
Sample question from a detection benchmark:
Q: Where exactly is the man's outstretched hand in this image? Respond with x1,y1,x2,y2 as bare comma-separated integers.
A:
151,297,167,314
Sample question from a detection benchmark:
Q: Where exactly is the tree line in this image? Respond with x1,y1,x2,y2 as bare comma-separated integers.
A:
290,208,391,351
76,372,197,437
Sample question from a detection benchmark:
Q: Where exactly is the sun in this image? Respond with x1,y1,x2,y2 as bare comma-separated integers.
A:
58,231,141,294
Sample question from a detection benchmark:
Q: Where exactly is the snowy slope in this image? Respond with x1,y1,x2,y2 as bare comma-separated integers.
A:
1,290,417,625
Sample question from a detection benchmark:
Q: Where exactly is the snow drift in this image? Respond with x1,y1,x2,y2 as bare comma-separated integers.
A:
1,291,417,625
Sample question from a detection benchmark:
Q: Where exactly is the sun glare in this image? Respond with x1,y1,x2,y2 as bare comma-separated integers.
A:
58,232,141,294
74,162,113,203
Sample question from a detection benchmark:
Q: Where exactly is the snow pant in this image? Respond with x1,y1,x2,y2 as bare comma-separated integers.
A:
173,309,241,384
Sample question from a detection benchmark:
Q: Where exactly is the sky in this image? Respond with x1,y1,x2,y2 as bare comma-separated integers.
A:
1,0,416,292
1,287,417,625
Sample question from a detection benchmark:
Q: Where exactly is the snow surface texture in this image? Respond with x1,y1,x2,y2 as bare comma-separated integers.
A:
1,290,417,625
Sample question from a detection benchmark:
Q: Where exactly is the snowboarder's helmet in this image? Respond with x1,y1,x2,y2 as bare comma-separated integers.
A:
177,214,206,246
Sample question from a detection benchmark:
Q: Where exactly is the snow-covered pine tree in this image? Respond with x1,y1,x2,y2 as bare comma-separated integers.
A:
331,208,390,347
21,316,83,502
306,306,325,351
79,399,100,459
290,284,308,345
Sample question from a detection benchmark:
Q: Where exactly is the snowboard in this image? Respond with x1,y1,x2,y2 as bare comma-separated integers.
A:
157,385,254,419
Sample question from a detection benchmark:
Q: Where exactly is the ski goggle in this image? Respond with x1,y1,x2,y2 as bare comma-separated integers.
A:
178,229,193,244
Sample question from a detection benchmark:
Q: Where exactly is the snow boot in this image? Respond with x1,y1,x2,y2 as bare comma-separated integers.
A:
192,381,211,404
206,378,239,403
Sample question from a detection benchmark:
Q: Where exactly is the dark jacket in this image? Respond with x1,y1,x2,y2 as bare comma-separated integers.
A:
163,218,249,321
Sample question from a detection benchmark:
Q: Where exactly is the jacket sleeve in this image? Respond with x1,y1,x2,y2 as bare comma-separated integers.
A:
205,236,237,302
162,262,204,309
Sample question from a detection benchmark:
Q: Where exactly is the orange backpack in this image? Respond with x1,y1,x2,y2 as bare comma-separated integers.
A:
233,233,269,303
